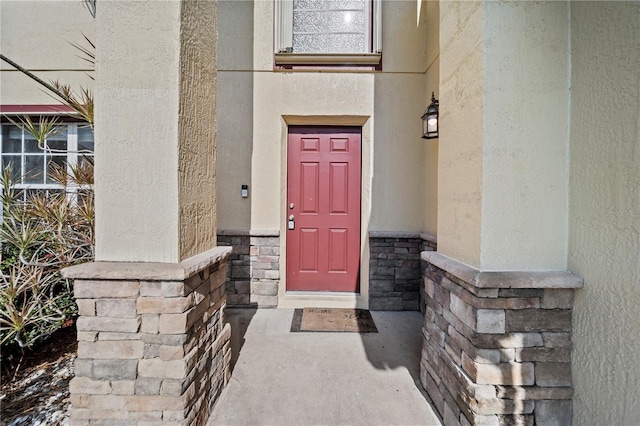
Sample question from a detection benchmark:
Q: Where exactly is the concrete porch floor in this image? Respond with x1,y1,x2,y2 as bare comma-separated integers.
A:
209,308,442,426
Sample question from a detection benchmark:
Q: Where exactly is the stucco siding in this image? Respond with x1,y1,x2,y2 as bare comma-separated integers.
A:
437,0,484,268
372,73,425,231
0,1,95,104
216,0,254,230
216,71,253,230
569,2,640,424
178,0,218,261
422,0,439,236
481,1,570,270
95,1,182,262
250,71,375,231
216,0,430,233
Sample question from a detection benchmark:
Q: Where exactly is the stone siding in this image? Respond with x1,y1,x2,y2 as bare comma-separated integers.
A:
420,252,582,426
369,232,436,311
217,231,279,308
217,233,251,307
419,233,438,314
63,247,232,425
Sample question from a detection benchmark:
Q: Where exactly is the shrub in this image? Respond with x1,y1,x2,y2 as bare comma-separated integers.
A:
1,40,95,352
0,140,94,350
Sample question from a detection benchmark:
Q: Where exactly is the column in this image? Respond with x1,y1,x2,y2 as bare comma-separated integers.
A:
421,2,582,425
63,1,231,424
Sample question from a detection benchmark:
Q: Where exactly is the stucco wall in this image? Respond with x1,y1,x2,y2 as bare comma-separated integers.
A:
437,1,484,268
216,0,429,233
423,0,439,236
371,72,425,231
178,0,218,260
0,1,94,104
568,2,640,424
96,1,218,263
95,1,182,262
251,73,375,231
371,0,428,232
438,1,571,271
216,0,254,230
481,1,570,270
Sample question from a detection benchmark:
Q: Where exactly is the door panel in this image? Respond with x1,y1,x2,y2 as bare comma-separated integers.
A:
287,127,361,292
329,162,348,213
328,229,348,272
299,228,319,272
301,162,320,213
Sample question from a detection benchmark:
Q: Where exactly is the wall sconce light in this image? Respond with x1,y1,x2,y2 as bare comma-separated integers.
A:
421,92,439,139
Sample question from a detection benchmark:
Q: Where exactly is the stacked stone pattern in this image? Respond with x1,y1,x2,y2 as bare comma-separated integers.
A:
419,234,437,313
369,234,431,310
217,234,251,307
420,259,577,426
217,232,279,308
69,261,231,425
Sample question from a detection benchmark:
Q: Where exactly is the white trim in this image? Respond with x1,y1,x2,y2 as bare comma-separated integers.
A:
276,0,293,53
67,123,79,178
372,0,382,53
275,52,381,66
66,124,79,203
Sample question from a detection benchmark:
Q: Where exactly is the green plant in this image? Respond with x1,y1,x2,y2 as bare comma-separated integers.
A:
0,156,94,350
0,33,95,352
0,265,72,348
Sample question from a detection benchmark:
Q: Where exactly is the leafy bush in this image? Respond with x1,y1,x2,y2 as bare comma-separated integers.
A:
0,134,94,350
1,39,94,352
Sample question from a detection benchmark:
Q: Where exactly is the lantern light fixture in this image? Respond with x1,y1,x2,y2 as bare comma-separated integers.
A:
421,92,439,139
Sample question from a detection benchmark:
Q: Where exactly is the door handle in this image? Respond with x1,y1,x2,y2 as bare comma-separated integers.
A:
288,215,295,230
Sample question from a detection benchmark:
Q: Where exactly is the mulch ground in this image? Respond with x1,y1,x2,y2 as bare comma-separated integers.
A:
1,324,77,426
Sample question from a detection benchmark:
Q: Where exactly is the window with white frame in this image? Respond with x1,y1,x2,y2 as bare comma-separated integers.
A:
275,0,382,67
1,121,94,199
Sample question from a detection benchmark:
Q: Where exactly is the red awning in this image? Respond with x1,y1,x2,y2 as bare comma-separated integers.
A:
0,104,75,115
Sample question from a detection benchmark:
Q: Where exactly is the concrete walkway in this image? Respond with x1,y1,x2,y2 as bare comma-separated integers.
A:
209,308,442,426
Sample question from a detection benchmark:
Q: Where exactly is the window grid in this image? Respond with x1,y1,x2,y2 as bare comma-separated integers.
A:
0,122,94,202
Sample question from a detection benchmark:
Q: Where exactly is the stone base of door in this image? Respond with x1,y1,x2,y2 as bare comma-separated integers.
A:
219,229,439,311
62,246,232,425
420,252,582,426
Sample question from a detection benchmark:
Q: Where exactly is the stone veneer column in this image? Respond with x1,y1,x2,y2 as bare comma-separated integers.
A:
432,3,581,423
62,247,232,425
420,252,583,425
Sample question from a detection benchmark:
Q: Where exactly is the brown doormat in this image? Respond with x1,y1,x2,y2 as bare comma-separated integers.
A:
290,308,378,333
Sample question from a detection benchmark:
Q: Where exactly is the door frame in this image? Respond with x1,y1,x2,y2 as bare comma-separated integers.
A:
285,126,362,293
278,115,372,309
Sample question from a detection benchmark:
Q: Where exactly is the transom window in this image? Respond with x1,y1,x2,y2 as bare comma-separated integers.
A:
275,0,382,67
292,0,369,54
1,121,94,199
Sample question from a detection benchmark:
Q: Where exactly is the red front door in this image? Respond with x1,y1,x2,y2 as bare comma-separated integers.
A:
286,127,362,292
